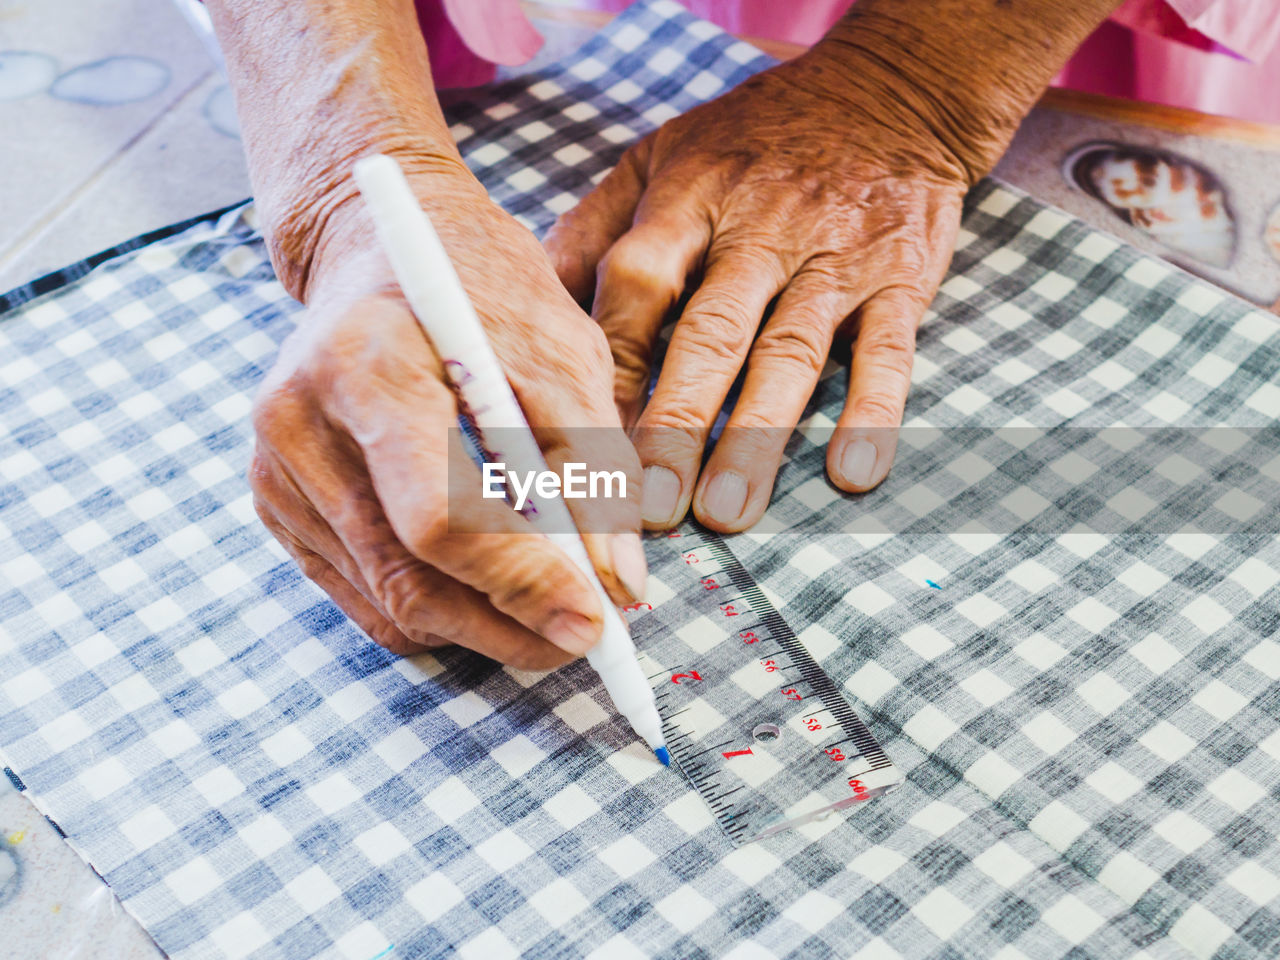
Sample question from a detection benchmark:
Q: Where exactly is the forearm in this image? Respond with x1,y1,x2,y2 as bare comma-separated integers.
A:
205,0,467,299
821,0,1124,184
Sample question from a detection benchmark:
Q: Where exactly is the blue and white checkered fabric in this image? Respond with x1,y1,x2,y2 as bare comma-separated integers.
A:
4,2,1280,958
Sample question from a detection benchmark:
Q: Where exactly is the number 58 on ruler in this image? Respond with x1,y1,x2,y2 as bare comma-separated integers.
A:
624,523,903,844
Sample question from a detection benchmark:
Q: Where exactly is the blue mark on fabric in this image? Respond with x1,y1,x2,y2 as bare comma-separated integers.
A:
654,745,671,766
925,580,942,590
367,947,395,960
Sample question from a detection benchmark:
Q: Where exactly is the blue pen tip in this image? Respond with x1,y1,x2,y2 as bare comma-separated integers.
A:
654,745,671,766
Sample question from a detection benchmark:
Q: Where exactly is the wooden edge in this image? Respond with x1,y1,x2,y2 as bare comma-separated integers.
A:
521,1,1280,146
1038,88,1280,149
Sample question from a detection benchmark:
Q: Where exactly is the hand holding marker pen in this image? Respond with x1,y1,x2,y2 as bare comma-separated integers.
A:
353,154,670,766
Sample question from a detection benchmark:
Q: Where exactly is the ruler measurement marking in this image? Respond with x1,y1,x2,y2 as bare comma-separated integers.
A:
693,740,737,759
646,525,900,843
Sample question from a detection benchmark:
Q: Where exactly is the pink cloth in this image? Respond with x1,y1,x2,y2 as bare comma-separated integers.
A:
421,0,1280,124
1061,0,1280,123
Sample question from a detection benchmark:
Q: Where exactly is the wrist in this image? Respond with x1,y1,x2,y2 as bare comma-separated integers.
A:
815,0,1122,186
263,134,479,303
205,0,477,301
810,19,1032,186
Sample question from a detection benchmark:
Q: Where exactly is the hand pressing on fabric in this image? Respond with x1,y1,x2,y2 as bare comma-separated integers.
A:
207,0,645,668
549,53,964,530
547,0,1123,532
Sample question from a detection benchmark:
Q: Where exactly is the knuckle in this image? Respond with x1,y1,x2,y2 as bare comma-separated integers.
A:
848,391,904,426
378,561,446,633
249,385,298,448
857,319,917,365
292,548,333,584
609,336,653,387
599,241,678,301
639,403,709,436
531,339,618,416
547,323,616,393
723,408,786,435
367,618,418,656
680,307,753,362
754,322,830,373
542,216,574,251
247,453,275,501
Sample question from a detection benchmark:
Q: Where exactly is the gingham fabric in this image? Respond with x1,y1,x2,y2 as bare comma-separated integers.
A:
3,2,1280,958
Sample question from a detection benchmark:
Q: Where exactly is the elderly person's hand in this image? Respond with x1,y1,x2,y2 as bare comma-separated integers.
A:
207,0,645,668
547,0,1122,532
250,162,645,668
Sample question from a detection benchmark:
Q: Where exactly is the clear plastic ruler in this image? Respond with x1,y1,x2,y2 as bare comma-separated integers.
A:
625,522,903,844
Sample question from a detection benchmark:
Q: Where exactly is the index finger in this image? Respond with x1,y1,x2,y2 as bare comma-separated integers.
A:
633,252,786,528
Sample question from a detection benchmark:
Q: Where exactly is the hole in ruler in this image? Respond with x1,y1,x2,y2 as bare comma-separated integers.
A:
752,723,780,743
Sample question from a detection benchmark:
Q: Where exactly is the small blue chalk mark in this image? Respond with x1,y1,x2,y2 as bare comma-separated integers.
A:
925,580,942,590
654,746,671,766
368,946,394,960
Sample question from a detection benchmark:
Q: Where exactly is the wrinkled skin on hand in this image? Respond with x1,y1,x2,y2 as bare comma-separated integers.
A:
546,46,969,533
250,168,646,669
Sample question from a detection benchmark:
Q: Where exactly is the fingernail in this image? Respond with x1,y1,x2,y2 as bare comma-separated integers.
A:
839,439,879,487
701,472,748,524
641,465,681,525
545,610,600,654
610,532,648,602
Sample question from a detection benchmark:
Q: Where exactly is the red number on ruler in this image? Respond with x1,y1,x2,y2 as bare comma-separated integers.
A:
761,659,778,673
848,778,868,796
804,717,822,731
780,687,802,701
722,748,754,759
671,670,703,685
683,553,699,564
825,747,845,762
700,577,719,591
719,603,739,617
621,601,652,612
739,630,759,644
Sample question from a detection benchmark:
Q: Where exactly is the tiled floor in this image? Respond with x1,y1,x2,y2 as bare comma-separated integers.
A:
0,0,593,295
0,0,250,291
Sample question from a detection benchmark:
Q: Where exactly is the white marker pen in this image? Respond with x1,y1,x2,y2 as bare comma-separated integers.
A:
353,154,669,766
